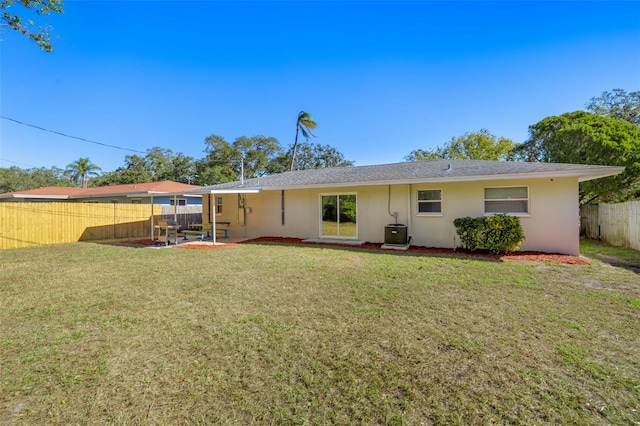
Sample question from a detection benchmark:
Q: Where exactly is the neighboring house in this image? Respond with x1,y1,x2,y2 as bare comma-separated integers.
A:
0,181,202,205
185,160,624,255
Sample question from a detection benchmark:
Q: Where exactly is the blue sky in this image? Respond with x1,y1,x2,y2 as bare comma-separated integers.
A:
1,1,639,173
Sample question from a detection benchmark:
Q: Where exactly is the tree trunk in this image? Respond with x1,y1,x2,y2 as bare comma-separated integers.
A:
290,123,300,172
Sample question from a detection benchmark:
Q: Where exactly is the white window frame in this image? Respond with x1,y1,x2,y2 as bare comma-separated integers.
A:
170,198,187,206
216,196,223,215
416,189,443,216
319,192,358,239
484,186,530,215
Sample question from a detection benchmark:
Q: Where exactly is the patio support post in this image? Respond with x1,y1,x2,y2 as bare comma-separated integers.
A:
150,195,155,241
173,195,178,222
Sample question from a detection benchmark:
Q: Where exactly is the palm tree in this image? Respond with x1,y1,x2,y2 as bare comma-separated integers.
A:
65,158,102,188
290,111,318,171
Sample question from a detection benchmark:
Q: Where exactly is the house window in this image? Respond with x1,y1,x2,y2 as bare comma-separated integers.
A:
484,187,529,214
131,198,142,204
170,198,187,206
216,197,223,214
417,189,442,214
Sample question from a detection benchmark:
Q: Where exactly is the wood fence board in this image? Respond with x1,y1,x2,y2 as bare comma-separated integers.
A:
0,203,163,249
580,201,640,251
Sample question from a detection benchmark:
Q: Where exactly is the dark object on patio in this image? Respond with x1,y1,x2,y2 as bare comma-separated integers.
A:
156,219,180,245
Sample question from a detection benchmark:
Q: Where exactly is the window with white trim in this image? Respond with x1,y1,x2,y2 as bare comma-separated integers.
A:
216,196,223,214
417,189,442,214
170,198,187,206
484,186,528,214
320,193,357,238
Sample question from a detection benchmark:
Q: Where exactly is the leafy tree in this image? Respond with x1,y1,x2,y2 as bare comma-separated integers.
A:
194,134,352,185
91,155,151,186
195,135,283,185
517,111,640,203
1,0,64,52
89,171,126,187
65,157,101,188
290,111,318,171
586,89,640,126
194,135,237,186
271,142,354,173
0,165,70,192
406,129,518,161
90,148,196,186
235,135,282,178
168,152,197,183
143,147,174,180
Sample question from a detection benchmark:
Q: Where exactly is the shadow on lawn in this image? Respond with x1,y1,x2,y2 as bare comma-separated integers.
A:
91,238,174,248
585,253,640,275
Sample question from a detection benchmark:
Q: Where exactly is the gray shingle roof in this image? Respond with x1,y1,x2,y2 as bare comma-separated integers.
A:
189,160,624,192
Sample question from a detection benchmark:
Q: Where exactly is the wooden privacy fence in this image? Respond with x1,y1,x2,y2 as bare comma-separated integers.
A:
0,202,163,250
161,205,202,230
580,201,640,251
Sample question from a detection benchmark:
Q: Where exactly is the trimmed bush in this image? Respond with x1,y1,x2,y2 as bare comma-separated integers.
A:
453,217,485,251
483,214,525,254
453,214,525,255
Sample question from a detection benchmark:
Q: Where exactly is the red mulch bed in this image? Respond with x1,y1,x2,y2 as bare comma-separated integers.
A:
239,237,590,265
119,236,588,265
119,238,238,250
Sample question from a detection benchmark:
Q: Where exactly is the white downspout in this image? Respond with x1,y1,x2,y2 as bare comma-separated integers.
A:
406,184,412,243
211,192,217,245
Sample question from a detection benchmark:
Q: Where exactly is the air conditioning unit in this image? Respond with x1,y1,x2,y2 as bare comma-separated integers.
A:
384,224,408,245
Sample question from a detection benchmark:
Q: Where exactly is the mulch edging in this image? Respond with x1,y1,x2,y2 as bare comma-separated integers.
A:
240,237,590,265
118,236,589,265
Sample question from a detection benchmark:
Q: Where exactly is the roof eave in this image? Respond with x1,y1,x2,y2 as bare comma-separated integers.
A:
2,194,71,200
125,191,203,198
185,187,262,195
210,168,625,191
577,167,626,182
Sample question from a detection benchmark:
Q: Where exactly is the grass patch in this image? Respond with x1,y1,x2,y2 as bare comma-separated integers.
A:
580,238,640,262
0,241,639,424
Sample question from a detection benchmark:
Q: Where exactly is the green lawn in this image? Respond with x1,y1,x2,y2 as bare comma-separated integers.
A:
321,220,358,237
1,240,638,425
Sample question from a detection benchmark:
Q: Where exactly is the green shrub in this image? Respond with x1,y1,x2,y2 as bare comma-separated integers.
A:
453,214,525,255
453,217,485,251
483,214,525,254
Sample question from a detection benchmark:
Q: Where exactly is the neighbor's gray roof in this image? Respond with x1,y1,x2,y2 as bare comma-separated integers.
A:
187,160,624,193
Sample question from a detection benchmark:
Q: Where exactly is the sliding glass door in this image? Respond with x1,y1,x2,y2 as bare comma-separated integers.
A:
320,193,357,238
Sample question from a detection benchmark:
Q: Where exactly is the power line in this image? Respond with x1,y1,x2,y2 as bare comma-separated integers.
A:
0,158,40,168
1,116,147,154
